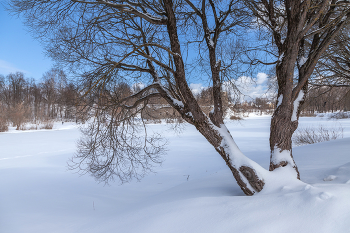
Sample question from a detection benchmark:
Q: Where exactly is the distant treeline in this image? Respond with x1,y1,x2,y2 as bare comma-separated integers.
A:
302,86,350,115
1,68,349,132
0,69,78,130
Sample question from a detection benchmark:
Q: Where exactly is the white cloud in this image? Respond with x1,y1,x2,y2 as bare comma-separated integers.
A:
256,72,268,85
190,83,205,95
132,82,145,92
186,73,274,103
236,76,252,85
224,72,274,102
0,59,29,75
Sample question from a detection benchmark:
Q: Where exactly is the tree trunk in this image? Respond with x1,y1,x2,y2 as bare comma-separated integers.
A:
269,104,300,179
195,120,266,195
269,45,302,179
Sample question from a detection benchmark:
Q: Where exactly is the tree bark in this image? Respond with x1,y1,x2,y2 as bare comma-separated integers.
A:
269,104,300,178
269,38,302,178
195,120,265,195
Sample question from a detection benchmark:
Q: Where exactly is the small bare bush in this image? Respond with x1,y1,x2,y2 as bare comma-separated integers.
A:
27,125,38,130
144,119,162,124
165,118,184,124
18,124,27,131
329,111,350,119
0,117,8,132
299,111,316,117
9,103,30,130
230,115,243,120
293,125,343,146
40,121,54,129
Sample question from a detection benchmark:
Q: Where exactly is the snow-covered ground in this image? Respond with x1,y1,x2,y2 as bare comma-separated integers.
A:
1,116,350,233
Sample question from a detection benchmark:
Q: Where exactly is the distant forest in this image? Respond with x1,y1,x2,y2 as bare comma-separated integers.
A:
0,68,349,132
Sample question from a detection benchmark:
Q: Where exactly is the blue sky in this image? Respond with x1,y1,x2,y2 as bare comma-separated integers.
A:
0,3,272,100
0,3,53,80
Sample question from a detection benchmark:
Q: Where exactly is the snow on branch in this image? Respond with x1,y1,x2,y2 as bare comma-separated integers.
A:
291,90,304,122
154,81,185,110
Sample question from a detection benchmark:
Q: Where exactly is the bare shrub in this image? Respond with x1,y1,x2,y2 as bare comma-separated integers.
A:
0,117,8,132
329,111,350,119
27,125,38,130
299,111,316,117
9,103,28,130
293,125,343,146
146,119,162,124
17,121,53,131
230,115,243,120
40,121,54,129
165,118,184,124
18,125,27,131
70,118,166,184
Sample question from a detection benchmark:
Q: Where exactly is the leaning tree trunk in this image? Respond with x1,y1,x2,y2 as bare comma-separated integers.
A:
195,119,266,195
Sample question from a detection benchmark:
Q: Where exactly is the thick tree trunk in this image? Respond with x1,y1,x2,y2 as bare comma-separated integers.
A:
269,45,302,179
195,120,265,195
269,104,300,179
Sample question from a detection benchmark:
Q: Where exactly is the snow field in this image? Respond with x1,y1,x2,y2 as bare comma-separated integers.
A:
1,116,350,233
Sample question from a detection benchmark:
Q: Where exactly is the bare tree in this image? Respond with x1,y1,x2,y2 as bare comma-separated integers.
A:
41,68,68,119
0,75,8,132
4,72,31,129
11,0,269,195
0,69,82,128
9,103,27,130
196,87,229,117
246,0,350,178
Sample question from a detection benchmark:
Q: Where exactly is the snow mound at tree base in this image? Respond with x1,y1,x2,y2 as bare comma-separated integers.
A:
95,157,350,233
101,183,350,233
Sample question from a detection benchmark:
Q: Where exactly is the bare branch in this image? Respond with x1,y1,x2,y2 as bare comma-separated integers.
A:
71,0,168,25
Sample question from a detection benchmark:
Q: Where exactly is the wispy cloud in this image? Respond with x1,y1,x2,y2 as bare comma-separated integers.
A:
225,73,275,102
0,59,29,75
190,83,205,95
190,73,274,102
